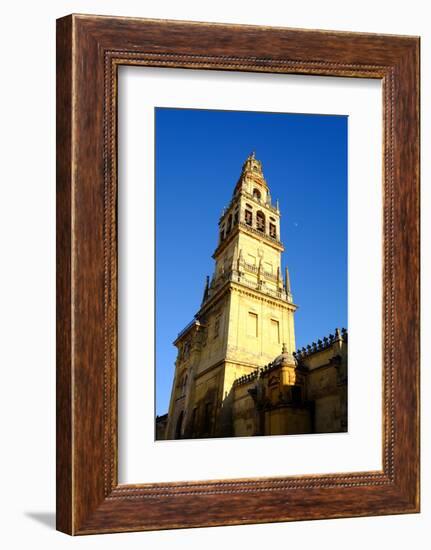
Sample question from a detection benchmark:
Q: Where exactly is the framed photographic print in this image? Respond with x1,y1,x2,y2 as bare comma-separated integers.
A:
56,14,420,534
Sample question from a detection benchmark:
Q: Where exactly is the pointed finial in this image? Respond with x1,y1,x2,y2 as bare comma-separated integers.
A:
284,266,291,294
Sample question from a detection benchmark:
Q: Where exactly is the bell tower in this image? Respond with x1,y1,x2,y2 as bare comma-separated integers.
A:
165,153,297,439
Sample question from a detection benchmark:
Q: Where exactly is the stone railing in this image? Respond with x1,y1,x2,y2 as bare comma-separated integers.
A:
263,270,278,282
234,357,284,387
203,267,292,305
237,259,279,283
293,328,347,361
202,268,291,305
238,222,282,246
233,369,259,387
214,221,283,257
241,260,258,273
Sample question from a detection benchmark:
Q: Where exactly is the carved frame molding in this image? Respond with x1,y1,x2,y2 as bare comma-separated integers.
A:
57,15,419,534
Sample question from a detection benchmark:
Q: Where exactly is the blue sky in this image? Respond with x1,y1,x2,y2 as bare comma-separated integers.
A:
155,107,347,416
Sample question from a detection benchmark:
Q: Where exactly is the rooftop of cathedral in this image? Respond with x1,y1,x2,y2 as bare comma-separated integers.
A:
233,328,347,387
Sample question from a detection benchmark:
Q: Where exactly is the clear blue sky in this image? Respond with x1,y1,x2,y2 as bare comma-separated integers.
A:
155,107,347,416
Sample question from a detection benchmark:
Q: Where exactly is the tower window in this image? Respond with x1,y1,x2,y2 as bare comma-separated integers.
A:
270,319,280,343
256,211,265,232
233,210,239,225
269,223,277,238
245,209,253,226
247,312,258,337
253,188,261,200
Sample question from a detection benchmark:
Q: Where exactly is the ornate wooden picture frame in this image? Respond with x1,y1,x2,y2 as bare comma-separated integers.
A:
56,14,420,535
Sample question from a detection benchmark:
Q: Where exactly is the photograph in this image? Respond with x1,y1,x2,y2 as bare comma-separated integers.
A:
155,107,348,440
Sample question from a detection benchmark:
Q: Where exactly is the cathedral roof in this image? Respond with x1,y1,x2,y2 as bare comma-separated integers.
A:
293,328,347,363
271,343,297,367
233,331,347,388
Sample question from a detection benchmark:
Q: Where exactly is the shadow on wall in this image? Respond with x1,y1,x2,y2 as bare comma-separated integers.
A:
25,512,56,530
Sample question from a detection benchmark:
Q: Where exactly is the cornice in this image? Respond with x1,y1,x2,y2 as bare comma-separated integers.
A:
230,281,298,311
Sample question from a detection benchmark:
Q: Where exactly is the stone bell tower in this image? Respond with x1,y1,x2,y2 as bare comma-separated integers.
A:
165,153,297,439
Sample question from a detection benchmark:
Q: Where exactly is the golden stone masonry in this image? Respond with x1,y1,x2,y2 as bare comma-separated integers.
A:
156,153,347,440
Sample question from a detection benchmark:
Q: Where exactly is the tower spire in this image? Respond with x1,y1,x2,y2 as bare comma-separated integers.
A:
232,151,267,197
